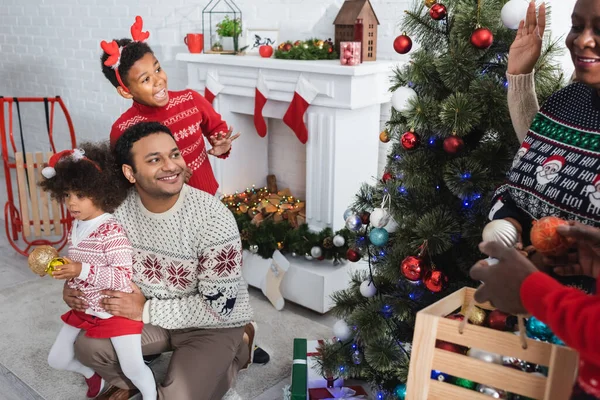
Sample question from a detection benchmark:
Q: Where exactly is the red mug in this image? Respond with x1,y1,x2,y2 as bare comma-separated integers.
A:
184,33,204,53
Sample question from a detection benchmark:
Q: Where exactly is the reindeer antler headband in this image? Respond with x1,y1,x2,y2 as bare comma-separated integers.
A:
42,149,102,179
100,16,150,93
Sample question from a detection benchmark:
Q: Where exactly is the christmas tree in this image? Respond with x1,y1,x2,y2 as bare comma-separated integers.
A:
317,0,564,397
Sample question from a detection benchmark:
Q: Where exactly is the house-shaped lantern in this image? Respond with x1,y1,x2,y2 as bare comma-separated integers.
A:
333,0,380,62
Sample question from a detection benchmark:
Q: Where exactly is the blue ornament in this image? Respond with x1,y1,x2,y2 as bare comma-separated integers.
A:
381,304,393,319
394,383,407,400
346,215,363,231
369,228,389,247
550,334,565,346
343,209,353,221
430,370,450,382
526,317,553,341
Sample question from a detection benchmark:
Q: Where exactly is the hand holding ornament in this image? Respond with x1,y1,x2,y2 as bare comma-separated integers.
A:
507,1,546,75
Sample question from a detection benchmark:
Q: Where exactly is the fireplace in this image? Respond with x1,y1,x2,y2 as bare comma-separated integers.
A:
176,54,395,312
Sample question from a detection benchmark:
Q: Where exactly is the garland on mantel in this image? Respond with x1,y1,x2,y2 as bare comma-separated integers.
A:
275,38,338,60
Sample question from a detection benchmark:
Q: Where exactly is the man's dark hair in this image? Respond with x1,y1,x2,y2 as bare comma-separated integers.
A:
101,39,154,88
39,142,129,213
114,121,174,171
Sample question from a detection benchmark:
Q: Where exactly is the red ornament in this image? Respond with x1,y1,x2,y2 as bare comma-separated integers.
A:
401,256,425,281
487,310,513,331
346,248,361,262
530,216,572,256
445,313,465,322
429,3,447,20
393,34,412,54
382,172,393,183
283,43,293,52
470,27,494,50
259,45,274,58
435,340,467,354
360,212,371,225
401,131,419,150
443,136,464,154
423,270,448,292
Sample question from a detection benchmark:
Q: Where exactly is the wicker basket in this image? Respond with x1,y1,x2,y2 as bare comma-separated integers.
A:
406,287,579,399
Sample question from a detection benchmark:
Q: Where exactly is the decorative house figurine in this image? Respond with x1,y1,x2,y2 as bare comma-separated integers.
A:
333,0,379,61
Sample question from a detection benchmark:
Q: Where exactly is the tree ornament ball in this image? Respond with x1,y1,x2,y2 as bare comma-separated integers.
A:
369,228,389,247
431,370,450,382
333,320,352,341
429,3,447,20
501,0,529,29
445,313,465,322
435,339,466,354
352,350,363,365
249,244,259,254
305,253,314,261
360,212,371,225
382,172,393,183
393,34,412,54
467,348,503,364
526,316,553,341
461,304,486,326
401,256,425,281
424,0,437,8
483,219,519,247
470,27,494,50
487,310,514,331
379,130,391,143
442,136,464,154
310,246,323,258
370,208,391,229
477,385,507,398
401,131,419,150
391,87,417,112
345,215,363,231
455,378,477,390
394,383,407,400
359,280,377,298
333,234,346,247
423,269,447,292
28,245,60,276
346,248,361,262
343,208,354,221
530,216,571,256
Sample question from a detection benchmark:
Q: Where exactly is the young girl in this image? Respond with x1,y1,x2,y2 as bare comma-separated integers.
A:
40,142,156,399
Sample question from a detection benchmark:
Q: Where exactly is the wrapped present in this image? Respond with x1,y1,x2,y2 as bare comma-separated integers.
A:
291,338,308,400
307,340,344,389
309,386,368,400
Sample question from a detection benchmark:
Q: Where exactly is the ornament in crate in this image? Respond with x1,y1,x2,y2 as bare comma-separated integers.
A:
340,42,361,66
405,287,579,399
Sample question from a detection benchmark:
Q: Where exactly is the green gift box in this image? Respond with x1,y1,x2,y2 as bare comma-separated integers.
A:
291,338,308,400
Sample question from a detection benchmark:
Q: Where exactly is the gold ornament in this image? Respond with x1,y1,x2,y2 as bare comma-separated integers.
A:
28,245,59,276
277,242,284,250
461,304,487,326
425,0,437,8
379,130,391,143
323,237,334,249
47,257,68,274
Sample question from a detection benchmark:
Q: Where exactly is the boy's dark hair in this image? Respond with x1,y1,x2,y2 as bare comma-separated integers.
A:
39,142,130,213
114,121,174,171
101,39,154,88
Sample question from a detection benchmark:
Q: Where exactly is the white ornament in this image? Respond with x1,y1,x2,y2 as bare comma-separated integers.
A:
482,220,518,247
384,217,399,233
501,0,529,29
333,320,351,341
370,208,391,228
305,254,313,261
360,280,377,298
467,348,503,365
391,87,417,113
310,246,323,258
333,235,346,247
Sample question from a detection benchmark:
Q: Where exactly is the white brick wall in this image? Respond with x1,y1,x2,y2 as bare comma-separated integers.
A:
0,0,574,188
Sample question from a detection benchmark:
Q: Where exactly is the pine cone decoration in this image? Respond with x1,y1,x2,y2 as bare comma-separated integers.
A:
323,237,334,249
240,229,250,241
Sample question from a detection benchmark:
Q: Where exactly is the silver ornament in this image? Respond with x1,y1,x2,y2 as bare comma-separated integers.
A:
249,245,259,254
291,252,298,257
501,0,529,29
391,86,417,113
384,217,399,233
310,246,323,258
370,207,391,228
467,348,503,365
476,384,507,398
332,320,351,341
343,209,353,221
333,235,346,247
482,220,518,247
359,280,377,298
352,350,363,365
345,215,362,231
305,254,313,261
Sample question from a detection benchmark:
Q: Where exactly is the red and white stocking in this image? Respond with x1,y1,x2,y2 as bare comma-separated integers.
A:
254,72,270,137
204,73,224,105
283,75,319,144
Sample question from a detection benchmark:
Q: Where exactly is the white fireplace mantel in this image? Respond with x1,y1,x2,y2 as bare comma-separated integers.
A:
176,53,397,233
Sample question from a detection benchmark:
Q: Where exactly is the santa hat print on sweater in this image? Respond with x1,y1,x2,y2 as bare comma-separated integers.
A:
543,154,566,169
42,149,101,179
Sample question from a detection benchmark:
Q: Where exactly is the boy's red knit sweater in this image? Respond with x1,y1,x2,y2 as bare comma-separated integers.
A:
110,89,229,195
521,272,600,397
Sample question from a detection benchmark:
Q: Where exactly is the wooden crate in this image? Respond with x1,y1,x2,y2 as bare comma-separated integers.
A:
406,287,579,400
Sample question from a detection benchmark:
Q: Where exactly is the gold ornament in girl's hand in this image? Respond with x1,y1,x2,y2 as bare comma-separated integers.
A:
27,246,69,277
